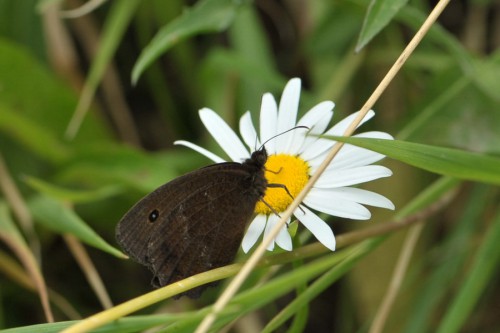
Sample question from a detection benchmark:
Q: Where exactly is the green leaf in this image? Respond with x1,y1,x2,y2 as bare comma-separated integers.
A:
24,176,122,203
0,103,71,163
356,0,409,51
56,144,180,192
229,5,274,71
28,195,126,258
326,137,500,185
199,48,285,116
0,38,111,145
132,0,243,84
0,1,45,60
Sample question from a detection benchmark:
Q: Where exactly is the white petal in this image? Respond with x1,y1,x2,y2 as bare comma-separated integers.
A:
260,93,278,154
310,132,393,171
309,147,379,172
297,101,335,155
328,110,375,136
299,101,334,129
300,110,375,161
294,205,336,251
283,127,309,156
174,140,225,163
357,131,394,140
299,137,335,161
242,215,267,253
275,219,292,251
305,187,394,219
240,111,260,150
263,214,278,251
276,78,301,153
315,165,393,188
323,187,395,210
300,133,337,161
199,108,249,162
304,189,372,220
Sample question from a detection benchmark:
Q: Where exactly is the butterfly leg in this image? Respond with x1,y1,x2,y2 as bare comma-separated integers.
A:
266,183,306,221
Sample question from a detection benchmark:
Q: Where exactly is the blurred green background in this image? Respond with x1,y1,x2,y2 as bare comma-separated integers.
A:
0,0,499,332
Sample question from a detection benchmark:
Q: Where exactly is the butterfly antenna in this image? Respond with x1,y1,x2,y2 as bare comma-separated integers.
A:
258,125,309,150
253,134,260,151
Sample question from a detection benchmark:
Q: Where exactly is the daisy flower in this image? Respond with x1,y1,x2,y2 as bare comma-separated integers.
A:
175,78,394,253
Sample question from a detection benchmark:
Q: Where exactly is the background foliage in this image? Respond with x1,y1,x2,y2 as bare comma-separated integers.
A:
0,0,499,332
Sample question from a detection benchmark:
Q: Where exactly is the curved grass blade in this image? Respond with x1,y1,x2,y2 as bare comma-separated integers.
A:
261,242,373,333
24,176,122,203
27,195,125,258
0,315,184,333
0,103,71,163
326,136,500,185
356,0,409,52
132,0,243,84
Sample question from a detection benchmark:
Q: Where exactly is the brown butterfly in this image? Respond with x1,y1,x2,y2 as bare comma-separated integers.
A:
116,147,269,298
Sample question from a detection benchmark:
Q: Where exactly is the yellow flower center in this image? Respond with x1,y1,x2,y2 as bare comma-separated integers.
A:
255,154,310,215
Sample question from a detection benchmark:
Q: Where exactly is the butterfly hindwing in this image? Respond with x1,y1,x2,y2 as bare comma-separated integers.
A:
116,162,265,296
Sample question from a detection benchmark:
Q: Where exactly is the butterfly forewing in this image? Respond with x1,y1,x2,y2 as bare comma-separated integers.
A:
116,153,267,297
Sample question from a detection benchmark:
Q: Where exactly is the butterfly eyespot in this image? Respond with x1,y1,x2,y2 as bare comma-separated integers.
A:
148,209,159,223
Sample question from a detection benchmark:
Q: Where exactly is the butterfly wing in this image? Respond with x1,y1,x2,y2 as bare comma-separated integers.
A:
116,162,264,297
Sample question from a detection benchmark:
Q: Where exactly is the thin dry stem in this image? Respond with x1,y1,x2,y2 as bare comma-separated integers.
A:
0,250,83,319
0,154,53,322
64,0,141,146
42,2,83,91
0,154,39,253
0,236,54,322
368,223,424,333
64,234,114,309
60,0,108,18
194,0,452,332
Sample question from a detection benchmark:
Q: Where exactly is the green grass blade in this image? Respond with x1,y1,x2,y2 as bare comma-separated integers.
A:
24,176,122,203
327,137,500,185
27,195,125,258
66,0,141,138
0,315,183,333
262,241,376,333
403,184,490,333
0,103,71,163
436,204,500,333
132,0,243,84
356,0,409,51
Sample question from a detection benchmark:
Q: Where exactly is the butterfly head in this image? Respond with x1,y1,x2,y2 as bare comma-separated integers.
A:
248,146,268,169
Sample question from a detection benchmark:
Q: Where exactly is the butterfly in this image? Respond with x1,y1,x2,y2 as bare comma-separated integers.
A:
116,147,269,298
